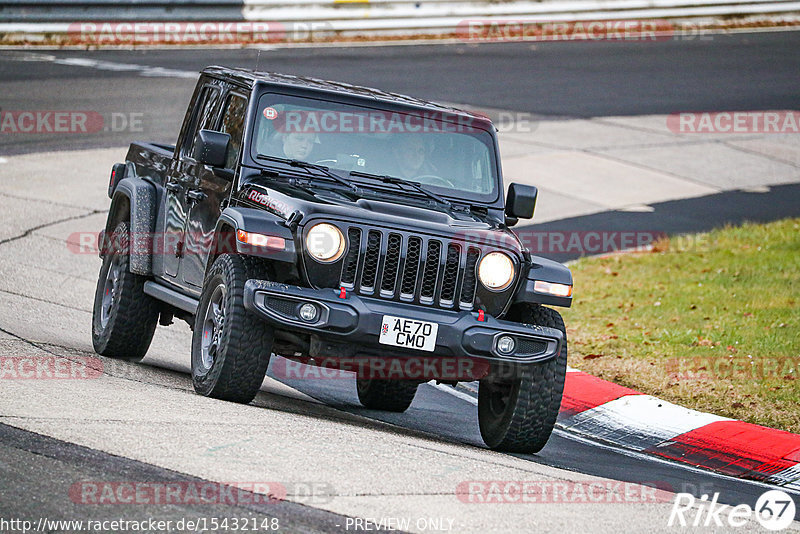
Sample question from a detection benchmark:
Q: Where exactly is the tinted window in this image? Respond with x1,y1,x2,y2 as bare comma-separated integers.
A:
219,93,247,169
182,85,220,159
251,93,500,203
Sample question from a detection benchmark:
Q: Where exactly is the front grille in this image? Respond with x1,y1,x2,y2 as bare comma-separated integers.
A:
337,225,499,311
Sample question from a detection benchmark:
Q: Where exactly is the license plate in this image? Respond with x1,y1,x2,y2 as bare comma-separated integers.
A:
379,315,439,352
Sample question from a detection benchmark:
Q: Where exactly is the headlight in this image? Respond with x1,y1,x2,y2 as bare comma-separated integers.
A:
478,252,515,291
305,223,345,263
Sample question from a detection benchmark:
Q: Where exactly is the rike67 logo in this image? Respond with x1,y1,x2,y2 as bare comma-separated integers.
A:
669,490,796,530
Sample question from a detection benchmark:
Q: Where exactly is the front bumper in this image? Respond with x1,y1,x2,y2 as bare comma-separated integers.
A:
243,280,564,366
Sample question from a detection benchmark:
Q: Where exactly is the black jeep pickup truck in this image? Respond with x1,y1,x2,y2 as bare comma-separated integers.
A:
93,66,573,453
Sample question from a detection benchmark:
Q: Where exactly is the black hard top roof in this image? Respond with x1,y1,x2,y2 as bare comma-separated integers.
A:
202,65,493,125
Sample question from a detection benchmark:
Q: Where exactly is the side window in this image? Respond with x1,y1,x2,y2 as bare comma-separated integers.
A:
219,94,247,170
181,85,220,159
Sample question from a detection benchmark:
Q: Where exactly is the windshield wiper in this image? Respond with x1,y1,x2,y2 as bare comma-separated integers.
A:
349,171,451,209
256,154,360,194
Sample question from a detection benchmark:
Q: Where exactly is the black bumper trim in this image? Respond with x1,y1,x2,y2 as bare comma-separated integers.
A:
243,280,563,365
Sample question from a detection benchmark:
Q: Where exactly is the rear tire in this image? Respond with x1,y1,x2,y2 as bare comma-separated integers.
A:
356,377,419,412
477,304,567,453
191,254,274,404
91,221,159,361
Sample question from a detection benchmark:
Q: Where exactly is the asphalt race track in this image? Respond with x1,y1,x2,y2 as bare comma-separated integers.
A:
1,33,799,532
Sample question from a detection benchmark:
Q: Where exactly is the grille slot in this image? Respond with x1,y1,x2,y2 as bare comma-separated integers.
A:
420,240,441,302
340,227,362,287
360,230,381,291
380,233,403,295
400,237,422,298
459,247,481,308
439,244,461,306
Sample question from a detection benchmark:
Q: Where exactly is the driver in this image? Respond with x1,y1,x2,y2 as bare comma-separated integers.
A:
390,135,437,180
280,131,319,160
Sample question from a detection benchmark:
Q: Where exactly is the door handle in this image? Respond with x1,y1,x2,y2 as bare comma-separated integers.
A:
165,182,181,193
187,189,207,202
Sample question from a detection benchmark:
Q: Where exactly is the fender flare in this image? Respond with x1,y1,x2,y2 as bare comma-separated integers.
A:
106,175,157,276
513,255,573,308
212,206,297,265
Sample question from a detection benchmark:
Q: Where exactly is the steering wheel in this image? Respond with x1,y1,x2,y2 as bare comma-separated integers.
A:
416,175,456,188
314,159,338,166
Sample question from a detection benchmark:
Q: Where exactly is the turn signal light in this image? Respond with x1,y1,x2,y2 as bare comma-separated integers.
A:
236,230,285,250
533,281,573,297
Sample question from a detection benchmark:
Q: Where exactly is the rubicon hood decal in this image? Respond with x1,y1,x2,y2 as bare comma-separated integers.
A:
245,186,293,219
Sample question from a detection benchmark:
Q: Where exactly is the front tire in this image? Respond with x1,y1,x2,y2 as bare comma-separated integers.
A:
92,221,159,361
191,254,274,404
356,377,419,412
478,304,567,453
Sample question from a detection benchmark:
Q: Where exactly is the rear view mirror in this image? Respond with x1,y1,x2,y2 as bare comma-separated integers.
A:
505,183,537,225
194,129,230,169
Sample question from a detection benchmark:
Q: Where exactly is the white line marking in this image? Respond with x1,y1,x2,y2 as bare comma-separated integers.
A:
0,157,8,164
560,394,730,451
767,464,800,492
10,52,197,79
619,204,655,212
552,427,800,496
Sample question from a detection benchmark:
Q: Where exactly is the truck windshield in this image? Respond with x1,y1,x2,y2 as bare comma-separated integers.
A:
250,93,500,203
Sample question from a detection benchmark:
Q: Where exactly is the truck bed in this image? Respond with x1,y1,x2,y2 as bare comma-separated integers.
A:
125,141,175,185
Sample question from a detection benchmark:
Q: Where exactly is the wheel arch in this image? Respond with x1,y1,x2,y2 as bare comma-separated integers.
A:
205,207,298,278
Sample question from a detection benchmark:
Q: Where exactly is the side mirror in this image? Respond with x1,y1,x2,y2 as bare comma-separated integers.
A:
194,129,230,169
505,183,537,225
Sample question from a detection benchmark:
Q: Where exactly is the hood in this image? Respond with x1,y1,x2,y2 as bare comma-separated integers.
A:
237,181,524,253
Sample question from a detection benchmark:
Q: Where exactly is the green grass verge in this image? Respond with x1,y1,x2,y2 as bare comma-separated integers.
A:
562,218,800,433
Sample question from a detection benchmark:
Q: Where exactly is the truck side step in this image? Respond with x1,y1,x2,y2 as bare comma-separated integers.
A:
143,281,199,315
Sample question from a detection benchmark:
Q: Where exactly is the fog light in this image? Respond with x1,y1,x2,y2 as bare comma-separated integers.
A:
497,336,516,355
299,303,318,322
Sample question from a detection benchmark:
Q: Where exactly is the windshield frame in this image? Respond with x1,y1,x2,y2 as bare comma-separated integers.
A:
242,86,504,207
